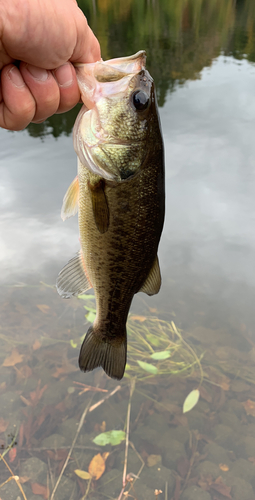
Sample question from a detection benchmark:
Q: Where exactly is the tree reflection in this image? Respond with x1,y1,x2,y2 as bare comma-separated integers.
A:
26,0,255,138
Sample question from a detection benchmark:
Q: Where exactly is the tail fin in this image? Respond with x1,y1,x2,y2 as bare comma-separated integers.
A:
79,326,127,380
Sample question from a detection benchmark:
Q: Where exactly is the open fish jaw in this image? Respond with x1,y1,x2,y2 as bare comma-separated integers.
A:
74,50,147,108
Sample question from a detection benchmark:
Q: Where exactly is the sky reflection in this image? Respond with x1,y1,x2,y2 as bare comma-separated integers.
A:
1,56,255,306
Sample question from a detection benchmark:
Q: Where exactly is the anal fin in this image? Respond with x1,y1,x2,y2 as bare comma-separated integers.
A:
139,255,161,296
89,179,109,234
56,251,92,298
61,176,79,221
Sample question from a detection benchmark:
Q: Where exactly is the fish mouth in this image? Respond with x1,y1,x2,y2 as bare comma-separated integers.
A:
74,51,147,109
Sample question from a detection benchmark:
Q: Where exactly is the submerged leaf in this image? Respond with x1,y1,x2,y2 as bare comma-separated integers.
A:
84,305,97,312
32,339,41,351
242,399,255,417
74,469,91,480
36,304,50,314
147,454,162,467
137,360,158,375
0,418,9,433
70,339,78,348
31,483,49,500
150,351,171,360
93,430,126,446
130,315,147,322
8,447,17,463
183,389,200,413
78,294,95,300
3,348,24,367
145,333,161,346
89,453,108,480
86,311,96,323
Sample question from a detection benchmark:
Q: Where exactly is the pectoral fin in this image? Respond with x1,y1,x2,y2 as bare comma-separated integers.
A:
61,176,79,221
89,179,109,234
56,251,92,298
139,256,161,296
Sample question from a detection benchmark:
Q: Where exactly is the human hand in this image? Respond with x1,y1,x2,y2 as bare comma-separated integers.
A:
0,0,101,130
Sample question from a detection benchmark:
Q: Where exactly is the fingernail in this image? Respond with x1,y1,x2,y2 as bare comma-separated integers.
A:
54,63,73,87
7,67,25,88
27,64,48,81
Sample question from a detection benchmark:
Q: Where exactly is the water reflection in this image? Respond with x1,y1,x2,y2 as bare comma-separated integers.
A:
25,0,255,138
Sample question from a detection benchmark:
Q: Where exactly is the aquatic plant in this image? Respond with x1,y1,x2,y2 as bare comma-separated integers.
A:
77,293,204,386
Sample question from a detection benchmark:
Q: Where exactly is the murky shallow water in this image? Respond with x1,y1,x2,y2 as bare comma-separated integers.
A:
1,1,255,499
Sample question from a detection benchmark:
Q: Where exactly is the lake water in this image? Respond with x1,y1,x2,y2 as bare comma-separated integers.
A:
1,1,255,499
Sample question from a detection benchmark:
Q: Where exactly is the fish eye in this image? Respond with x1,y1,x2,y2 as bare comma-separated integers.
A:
132,90,150,111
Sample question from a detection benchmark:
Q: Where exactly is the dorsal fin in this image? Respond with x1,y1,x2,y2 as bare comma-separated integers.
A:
139,256,161,296
56,251,92,298
61,176,79,221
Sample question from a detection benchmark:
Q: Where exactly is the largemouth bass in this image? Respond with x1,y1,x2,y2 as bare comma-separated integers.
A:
57,51,165,380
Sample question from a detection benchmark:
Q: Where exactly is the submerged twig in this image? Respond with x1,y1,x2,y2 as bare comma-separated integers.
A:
0,453,28,500
88,385,121,412
50,394,95,500
50,381,121,499
81,476,92,500
123,379,136,487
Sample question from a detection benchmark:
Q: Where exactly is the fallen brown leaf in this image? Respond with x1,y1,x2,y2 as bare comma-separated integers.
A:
30,382,47,404
100,421,106,432
88,453,108,480
219,464,229,472
33,339,41,351
0,418,9,434
2,348,24,367
210,476,232,499
19,476,30,484
36,304,50,314
8,447,16,462
147,454,162,467
52,362,78,378
47,449,68,461
31,483,49,500
130,315,147,322
20,395,32,406
15,365,32,381
242,399,255,417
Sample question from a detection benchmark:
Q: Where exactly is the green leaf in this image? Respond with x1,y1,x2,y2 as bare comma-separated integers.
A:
84,306,97,312
70,339,78,348
145,333,160,346
74,469,91,480
137,360,158,375
86,311,96,323
78,294,95,300
183,389,200,413
93,430,126,446
150,351,171,360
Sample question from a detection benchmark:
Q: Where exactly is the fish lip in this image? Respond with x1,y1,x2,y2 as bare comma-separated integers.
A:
74,51,147,108
74,50,146,69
